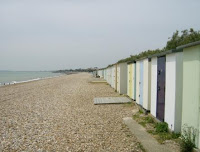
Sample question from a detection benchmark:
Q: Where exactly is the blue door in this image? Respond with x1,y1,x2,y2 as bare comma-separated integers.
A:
139,61,144,106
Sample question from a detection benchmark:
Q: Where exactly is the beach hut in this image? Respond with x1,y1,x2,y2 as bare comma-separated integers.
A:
111,64,117,90
97,69,103,78
127,62,133,99
135,58,151,111
117,62,127,94
106,67,110,85
104,68,107,80
177,41,200,147
93,70,98,77
150,49,183,132
102,69,104,78
108,66,113,86
127,61,136,100
136,61,140,104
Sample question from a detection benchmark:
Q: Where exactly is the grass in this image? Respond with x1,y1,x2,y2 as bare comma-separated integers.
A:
155,122,168,133
132,111,181,144
180,125,197,152
123,102,135,107
137,142,146,152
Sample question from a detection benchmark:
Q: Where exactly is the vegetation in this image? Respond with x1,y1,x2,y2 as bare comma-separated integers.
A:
180,125,197,152
118,28,200,64
133,111,180,144
53,67,98,73
123,102,135,107
165,28,200,50
155,122,168,133
118,49,162,63
132,111,198,151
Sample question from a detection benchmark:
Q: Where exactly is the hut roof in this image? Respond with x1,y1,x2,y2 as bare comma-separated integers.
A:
176,41,200,50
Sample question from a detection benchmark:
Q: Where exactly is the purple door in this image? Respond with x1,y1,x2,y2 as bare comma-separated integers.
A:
156,56,166,121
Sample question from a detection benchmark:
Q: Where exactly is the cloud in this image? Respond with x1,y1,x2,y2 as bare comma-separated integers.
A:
0,0,200,70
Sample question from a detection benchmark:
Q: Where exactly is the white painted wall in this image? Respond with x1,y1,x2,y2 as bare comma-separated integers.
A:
148,61,151,110
150,57,157,117
127,64,130,97
143,58,150,110
136,61,140,104
103,69,106,79
165,52,183,133
106,67,112,85
111,66,115,88
109,67,112,85
117,65,120,92
165,54,176,131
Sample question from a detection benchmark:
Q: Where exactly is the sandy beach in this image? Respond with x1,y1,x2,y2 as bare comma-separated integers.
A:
0,73,142,152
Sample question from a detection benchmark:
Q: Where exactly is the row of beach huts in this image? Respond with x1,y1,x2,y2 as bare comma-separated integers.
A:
96,41,200,148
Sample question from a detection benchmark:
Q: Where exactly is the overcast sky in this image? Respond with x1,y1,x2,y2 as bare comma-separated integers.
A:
0,0,199,71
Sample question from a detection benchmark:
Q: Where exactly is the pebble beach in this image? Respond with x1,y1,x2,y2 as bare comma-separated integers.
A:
0,73,143,152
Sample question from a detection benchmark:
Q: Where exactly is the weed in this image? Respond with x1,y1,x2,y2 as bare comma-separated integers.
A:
133,113,140,120
139,109,143,114
180,125,197,152
139,121,146,127
155,122,168,133
144,116,154,123
171,132,181,139
147,130,154,134
123,102,134,107
132,111,180,145
137,142,146,152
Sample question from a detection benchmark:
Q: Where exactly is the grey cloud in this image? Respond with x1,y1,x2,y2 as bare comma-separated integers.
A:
0,0,200,70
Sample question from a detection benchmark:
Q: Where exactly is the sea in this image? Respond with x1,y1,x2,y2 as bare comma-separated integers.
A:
0,71,62,86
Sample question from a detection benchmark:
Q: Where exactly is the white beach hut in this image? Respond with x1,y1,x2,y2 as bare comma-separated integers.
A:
111,64,117,90
135,58,151,111
150,49,183,132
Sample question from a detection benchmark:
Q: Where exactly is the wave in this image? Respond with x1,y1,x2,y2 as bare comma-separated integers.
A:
0,75,63,87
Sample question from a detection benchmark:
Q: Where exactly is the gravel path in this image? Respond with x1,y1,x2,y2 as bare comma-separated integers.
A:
0,73,143,152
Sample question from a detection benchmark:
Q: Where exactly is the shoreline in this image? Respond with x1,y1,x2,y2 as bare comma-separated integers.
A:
0,72,80,88
0,74,64,88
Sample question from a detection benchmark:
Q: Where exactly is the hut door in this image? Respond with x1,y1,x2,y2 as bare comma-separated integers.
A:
156,56,166,121
139,61,144,106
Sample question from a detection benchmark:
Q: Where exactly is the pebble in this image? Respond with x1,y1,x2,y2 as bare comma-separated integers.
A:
0,73,143,152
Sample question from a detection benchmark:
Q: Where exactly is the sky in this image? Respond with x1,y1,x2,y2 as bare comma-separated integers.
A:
0,0,200,71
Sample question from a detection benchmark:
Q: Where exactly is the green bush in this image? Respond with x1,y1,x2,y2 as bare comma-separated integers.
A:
145,117,154,123
181,125,197,152
155,122,168,133
171,132,181,139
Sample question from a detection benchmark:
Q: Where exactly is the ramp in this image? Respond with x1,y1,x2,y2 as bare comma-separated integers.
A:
94,97,131,105
123,117,172,152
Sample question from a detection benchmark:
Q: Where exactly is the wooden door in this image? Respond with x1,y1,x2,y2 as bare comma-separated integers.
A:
156,56,166,121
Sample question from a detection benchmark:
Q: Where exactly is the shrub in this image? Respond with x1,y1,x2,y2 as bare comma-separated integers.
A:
155,122,168,133
181,125,197,152
145,117,154,123
171,132,181,139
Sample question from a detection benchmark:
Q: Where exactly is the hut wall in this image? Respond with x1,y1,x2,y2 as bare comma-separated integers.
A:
150,57,157,117
136,62,140,104
182,45,200,148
